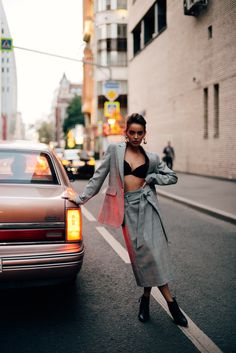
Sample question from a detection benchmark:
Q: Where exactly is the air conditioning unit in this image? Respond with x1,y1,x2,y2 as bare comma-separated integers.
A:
183,0,208,16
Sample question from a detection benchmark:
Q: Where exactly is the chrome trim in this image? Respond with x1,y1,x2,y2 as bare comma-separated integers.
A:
3,261,83,271
44,150,62,185
0,241,66,245
0,222,64,229
5,250,83,261
1,248,84,270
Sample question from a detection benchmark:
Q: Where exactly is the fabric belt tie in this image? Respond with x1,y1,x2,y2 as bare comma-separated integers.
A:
125,186,168,249
137,187,156,248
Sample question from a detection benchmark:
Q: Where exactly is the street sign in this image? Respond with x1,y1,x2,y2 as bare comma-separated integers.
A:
103,81,120,101
104,101,120,118
0,38,13,51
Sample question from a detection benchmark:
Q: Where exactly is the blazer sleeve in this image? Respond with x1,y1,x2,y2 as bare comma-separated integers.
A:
75,144,112,205
145,154,178,186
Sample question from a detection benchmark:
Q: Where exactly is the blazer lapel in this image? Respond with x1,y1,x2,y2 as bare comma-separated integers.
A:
116,142,126,184
146,151,156,173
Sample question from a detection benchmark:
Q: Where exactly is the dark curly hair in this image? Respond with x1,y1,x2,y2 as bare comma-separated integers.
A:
125,113,147,132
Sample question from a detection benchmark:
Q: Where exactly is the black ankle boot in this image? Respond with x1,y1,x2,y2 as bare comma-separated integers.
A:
138,295,150,322
167,298,188,327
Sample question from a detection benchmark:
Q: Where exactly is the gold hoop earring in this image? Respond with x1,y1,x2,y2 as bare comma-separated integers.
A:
143,137,147,144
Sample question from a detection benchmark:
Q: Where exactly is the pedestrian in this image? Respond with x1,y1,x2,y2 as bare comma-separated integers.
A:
163,141,175,169
68,113,187,327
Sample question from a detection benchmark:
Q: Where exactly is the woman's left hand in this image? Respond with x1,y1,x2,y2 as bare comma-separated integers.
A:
62,189,78,204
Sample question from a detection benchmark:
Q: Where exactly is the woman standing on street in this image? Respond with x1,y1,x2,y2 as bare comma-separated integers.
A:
68,113,188,327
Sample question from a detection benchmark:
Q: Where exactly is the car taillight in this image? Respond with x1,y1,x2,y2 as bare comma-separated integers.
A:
66,208,82,242
62,159,70,166
88,159,95,166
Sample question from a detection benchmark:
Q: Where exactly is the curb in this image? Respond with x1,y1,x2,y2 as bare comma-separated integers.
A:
157,190,236,225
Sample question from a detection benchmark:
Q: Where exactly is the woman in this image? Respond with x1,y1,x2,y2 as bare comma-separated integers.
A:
68,113,188,327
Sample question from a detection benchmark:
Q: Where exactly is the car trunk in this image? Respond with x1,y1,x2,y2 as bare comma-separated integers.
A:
0,184,66,242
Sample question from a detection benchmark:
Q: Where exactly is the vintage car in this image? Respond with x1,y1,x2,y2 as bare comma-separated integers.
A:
62,149,95,179
0,141,84,287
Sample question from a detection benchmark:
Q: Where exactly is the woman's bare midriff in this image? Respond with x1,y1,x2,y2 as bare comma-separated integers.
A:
124,175,145,192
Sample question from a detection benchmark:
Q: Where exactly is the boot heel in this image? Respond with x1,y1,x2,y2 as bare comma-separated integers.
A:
167,298,188,327
138,295,150,323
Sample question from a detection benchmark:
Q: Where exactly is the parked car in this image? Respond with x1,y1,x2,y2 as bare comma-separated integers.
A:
0,141,84,287
62,149,95,179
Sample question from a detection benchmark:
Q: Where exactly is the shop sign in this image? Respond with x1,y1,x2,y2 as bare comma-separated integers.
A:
103,81,120,101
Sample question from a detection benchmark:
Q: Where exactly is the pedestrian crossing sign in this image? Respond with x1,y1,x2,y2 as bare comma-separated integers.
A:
104,101,120,118
1,38,13,51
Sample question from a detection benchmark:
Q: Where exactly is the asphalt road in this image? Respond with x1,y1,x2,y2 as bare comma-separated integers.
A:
0,179,235,353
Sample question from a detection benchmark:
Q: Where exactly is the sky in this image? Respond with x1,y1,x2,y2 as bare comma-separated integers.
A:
2,0,84,125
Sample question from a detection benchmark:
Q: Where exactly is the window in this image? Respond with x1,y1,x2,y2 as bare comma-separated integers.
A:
96,0,111,11
97,51,107,66
214,84,219,138
107,51,127,66
203,88,208,139
144,4,155,44
98,38,126,52
117,0,127,9
97,39,107,51
1,28,4,34
132,0,166,56
208,25,213,39
117,24,127,38
157,0,167,32
106,38,117,51
133,22,141,55
117,38,127,51
106,0,111,10
2,68,4,73
0,151,58,184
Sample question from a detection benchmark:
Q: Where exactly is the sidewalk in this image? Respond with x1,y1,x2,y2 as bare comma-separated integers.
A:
157,172,236,224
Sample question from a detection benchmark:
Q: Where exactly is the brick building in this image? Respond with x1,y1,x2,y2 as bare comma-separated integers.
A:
128,0,236,179
52,73,82,146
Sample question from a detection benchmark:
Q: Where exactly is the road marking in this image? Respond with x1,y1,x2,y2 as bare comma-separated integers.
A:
95,225,223,353
96,226,131,264
81,206,96,222
151,287,223,353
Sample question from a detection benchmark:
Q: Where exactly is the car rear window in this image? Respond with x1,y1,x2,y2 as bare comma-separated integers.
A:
0,151,58,184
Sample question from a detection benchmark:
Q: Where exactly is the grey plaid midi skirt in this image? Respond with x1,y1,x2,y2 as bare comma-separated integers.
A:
122,187,172,287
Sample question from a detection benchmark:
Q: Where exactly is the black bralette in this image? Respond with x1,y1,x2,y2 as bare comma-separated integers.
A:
124,157,149,178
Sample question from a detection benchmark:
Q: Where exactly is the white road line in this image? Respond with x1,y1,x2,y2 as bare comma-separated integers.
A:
96,226,131,264
151,288,223,353
81,206,96,222
96,226,223,353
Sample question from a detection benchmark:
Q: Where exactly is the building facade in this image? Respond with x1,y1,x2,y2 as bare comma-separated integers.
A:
52,73,82,146
128,0,236,179
83,0,128,156
0,0,17,140
82,0,95,152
